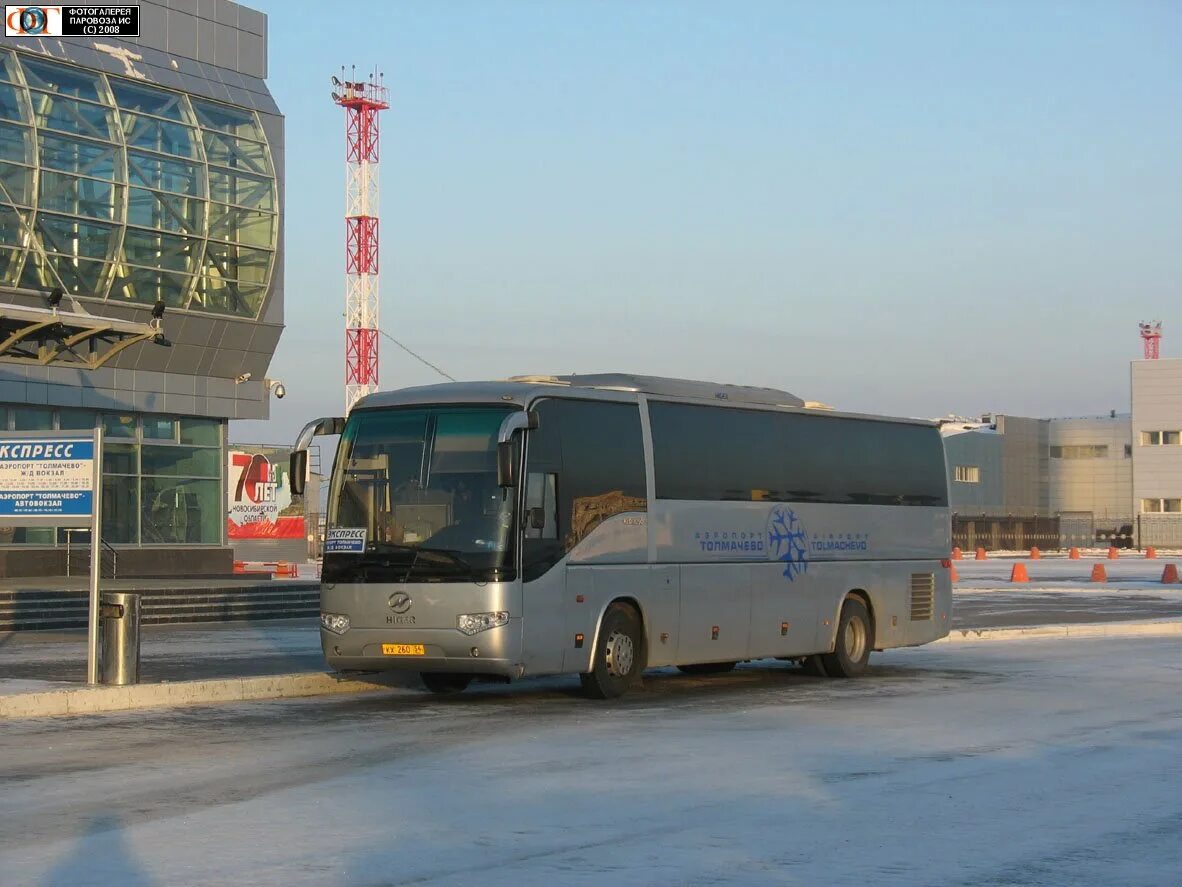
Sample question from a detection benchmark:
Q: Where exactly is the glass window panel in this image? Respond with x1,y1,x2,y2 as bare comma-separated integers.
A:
29,91,117,141
202,130,272,175
0,406,6,429
127,187,203,234
0,50,20,83
33,212,117,259
110,79,188,122
110,265,193,307
20,251,109,296
141,445,219,478
127,150,200,195
21,57,107,103
0,122,32,164
1164,431,1181,446
121,228,201,273
204,242,272,285
102,475,139,543
0,526,55,545
102,414,136,439
0,204,29,245
179,418,221,447
103,442,138,474
191,275,265,317
208,204,276,247
122,112,198,158
208,168,274,210
58,409,95,430
13,407,52,430
142,417,177,441
191,98,264,139
39,132,119,180
38,171,121,221
142,477,220,544
0,245,21,285
0,159,33,206
0,82,28,123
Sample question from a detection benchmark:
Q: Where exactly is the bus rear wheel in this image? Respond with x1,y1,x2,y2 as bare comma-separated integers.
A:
580,602,644,699
677,661,737,675
420,673,472,695
820,597,873,678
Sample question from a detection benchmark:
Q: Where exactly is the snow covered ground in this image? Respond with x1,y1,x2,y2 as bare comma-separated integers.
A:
2,636,1180,886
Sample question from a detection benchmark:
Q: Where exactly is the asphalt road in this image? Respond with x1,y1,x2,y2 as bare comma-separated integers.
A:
2,636,1180,885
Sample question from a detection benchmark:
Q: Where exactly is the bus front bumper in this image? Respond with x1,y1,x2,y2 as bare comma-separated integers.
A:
320,624,523,679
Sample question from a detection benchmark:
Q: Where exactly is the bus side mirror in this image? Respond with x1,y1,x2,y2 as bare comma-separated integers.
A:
290,450,308,496
497,440,517,488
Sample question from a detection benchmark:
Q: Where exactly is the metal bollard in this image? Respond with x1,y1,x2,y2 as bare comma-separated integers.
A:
100,592,141,685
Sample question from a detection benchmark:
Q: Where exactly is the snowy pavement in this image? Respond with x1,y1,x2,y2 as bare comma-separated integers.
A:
1,636,1180,885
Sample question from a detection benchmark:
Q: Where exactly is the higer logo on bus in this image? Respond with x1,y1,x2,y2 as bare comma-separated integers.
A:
4,6,64,36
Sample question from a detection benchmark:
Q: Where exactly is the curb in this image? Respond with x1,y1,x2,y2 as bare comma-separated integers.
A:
937,619,1182,643
0,671,405,720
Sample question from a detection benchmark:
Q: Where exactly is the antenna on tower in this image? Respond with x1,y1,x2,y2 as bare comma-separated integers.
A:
333,68,390,413
1140,321,1163,360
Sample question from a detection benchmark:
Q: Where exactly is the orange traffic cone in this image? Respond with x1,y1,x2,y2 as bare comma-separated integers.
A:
1107,547,1119,560
1090,563,1107,582
1162,564,1180,585
975,547,987,561
1009,563,1029,583
1069,547,1081,560
951,565,959,582
1029,547,1041,560
1146,547,1157,559
952,547,963,560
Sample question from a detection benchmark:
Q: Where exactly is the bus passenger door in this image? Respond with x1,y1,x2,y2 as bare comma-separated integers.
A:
520,469,566,675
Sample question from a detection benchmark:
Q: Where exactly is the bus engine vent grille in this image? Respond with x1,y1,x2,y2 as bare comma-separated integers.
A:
909,573,935,621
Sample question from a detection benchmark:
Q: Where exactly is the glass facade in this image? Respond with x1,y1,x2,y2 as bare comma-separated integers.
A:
0,408,224,547
0,49,277,318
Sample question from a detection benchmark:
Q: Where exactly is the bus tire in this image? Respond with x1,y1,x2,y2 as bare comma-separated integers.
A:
820,596,873,678
580,602,644,699
677,661,737,675
420,672,472,695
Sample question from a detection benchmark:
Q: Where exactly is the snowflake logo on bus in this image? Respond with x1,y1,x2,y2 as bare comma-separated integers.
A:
767,505,808,581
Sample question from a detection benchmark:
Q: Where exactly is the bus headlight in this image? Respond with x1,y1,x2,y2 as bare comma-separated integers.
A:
320,612,350,634
457,611,509,635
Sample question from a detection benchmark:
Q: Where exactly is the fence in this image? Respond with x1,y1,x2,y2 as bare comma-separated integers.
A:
953,512,1182,551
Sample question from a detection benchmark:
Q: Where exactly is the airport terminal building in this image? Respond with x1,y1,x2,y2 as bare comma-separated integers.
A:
0,1,282,576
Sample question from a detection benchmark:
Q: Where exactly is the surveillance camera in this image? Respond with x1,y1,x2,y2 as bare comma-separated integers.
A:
266,378,286,399
235,372,252,384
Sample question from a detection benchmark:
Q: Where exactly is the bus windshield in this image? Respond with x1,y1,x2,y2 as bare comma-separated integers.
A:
324,405,517,584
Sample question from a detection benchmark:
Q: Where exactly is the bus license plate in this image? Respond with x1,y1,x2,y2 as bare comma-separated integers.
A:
382,643,425,656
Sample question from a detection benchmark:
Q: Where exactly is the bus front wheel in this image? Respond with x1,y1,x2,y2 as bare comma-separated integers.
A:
580,602,645,699
820,597,873,678
420,673,472,695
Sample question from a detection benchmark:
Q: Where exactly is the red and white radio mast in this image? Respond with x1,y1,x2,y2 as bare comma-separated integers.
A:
333,69,389,413
1139,321,1162,360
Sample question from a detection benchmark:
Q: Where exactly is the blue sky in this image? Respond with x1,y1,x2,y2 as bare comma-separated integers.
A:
232,0,1182,443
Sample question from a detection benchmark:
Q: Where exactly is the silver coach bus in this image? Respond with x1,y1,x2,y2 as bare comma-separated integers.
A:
290,374,952,698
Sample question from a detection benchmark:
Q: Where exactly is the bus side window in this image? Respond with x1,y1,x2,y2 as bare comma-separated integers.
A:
525,472,558,540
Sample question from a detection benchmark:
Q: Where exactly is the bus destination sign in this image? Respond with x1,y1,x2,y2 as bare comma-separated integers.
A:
5,6,140,37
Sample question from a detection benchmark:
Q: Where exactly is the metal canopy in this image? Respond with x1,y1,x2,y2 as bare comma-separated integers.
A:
0,301,161,369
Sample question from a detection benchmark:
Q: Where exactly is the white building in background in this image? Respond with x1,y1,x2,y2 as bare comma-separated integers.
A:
1048,414,1132,530
1131,358,1182,544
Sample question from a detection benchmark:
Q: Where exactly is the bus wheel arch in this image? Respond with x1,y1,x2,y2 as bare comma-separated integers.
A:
580,598,647,699
820,593,874,678
846,589,876,648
